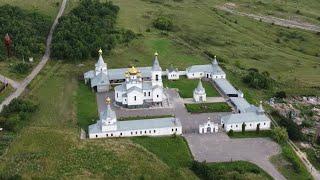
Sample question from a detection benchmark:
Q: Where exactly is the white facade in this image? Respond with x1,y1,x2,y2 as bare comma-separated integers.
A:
199,120,218,134
114,53,164,107
88,100,182,139
186,56,226,80
167,65,180,80
193,80,207,102
223,120,271,132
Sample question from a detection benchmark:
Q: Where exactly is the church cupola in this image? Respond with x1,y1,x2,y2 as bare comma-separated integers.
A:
151,51,163,86
95,49,108,75
100,97,117,131
212,55,218,65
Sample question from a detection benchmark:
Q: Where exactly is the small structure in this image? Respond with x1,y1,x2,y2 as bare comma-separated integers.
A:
193,80,206,102
88,97,182,138
199,120,218,134
186,55,226,79
166,64,179,80
221,102,271,132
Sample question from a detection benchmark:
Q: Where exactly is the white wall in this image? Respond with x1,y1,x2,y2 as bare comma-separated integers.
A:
152,88,163,102
89,126,182,139
167,71,179,80
224,121,271,132
186,72,204,79
127,91,143,105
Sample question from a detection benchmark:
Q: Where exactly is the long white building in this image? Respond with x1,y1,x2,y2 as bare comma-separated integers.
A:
186,56,226,79
88,98,182,138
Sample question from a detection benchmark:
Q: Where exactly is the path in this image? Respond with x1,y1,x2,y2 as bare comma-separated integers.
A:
0,74,20,89
0,0,68,112
217,5,320,32
185,133,285,180
268,112,320,179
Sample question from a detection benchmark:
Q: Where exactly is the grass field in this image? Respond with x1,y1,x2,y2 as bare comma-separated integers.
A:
0,61,199,179
89,0,320,101
0,84,13,103
228,130,272,138
185,102,232,113
0,0,61,19
163,78,220,98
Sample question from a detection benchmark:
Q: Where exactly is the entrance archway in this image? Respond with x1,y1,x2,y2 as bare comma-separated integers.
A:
207,127,211,133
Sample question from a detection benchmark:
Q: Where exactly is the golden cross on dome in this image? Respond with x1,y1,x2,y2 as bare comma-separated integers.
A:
98,49,103,55
105,97,111,104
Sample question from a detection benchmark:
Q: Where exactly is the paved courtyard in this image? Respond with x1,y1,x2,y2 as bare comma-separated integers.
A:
96,88,285,179
185,133,285,180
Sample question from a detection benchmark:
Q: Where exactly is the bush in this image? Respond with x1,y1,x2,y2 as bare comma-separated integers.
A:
0,98,37,131
282,145,302,172
10,62,32,74
190,161,214,180
242,69,273,89
271,127,288,144
0,5,50,58
228,129,234,136
153,16,173,31
275,91,286,99
52,0,135,60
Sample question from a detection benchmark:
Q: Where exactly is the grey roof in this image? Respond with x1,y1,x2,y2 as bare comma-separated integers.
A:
187,64,213,73
108,67,152,80
194,80,205,94
89,117,182,134
152,56,162,71
214,79,238,95
230,97,251,113
152,85,163,90
114,84,125,92
95,54,106,68
100,104,116,120
91,72,109,87
167,64,178,73
117,117,181,131
84,70,95,79
142,81,152,90
128,86,143,93
221,112,271,125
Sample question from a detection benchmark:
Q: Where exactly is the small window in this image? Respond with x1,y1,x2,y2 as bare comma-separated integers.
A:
154,130,156,133
145,130,147,134
172,129,174,132
175,128,177,131
140,131,142,134
149,130,151,133
120,132,123,136
111,133,113,136
144,92,146,96
250,124,252,126
96,135,98,138
135,131,137,134
106,134,108,137
116,93,118,98
131,132,133,135
264,122,266,125
236,125,238,128
148,92,151,96
134,96,137,101
157,95,159,98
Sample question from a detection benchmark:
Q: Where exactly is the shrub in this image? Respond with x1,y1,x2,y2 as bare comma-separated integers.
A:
153,16,173,31
10,62,32,74
228,129,234,136
190,161,214,180
271,127,288,144
271,111,302,141
0,98,37,132
282,145,302,172
275,91,286,99
242,69,273,89
242,123,246,134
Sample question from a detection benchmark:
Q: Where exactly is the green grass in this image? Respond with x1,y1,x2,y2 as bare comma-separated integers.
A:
185,102,232,113
0,0,61,19
163,78,220,98
76,83,98,131
228,130,272,138
271,143,313,180
206,161,273,180
0,61,198,179
304,148,320,171
98,0,320,100
0,84,13,103
132,136,193,168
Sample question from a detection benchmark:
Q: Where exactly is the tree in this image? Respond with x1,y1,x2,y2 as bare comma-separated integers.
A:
228,129,234,136
275,91,286,99
153,16,173,31
271,127,289,144
242,122,246,134
256,124,260,134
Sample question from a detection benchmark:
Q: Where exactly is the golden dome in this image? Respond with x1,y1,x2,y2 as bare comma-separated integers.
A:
154,51,158,56
128,66,140,75
98,49,103,55
105,97,111,104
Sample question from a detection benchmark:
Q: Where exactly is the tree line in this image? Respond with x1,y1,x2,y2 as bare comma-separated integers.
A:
0,5,50,60
51,0,136,61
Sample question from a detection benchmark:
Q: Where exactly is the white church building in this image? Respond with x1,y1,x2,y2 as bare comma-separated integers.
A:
193,80,206,102
88,97,182,138
114,53,165,108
